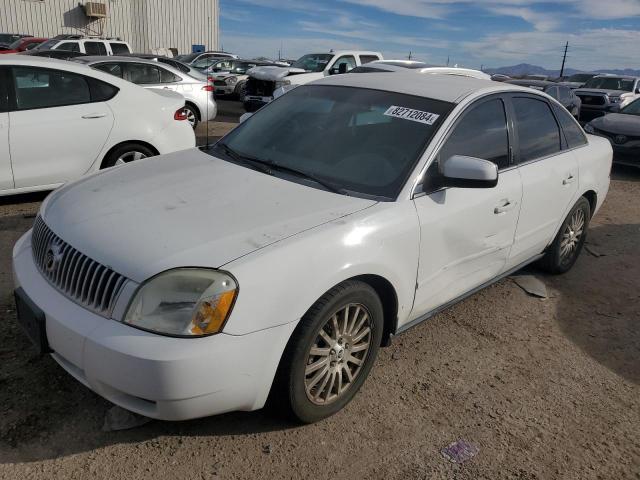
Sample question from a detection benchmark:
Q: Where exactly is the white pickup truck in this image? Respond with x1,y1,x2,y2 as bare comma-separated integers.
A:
243,50,383,111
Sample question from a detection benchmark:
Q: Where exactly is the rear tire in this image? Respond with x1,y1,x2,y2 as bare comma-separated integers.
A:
538,197,590,274
273,280,383,424
101,143,156,169
183,103,199,129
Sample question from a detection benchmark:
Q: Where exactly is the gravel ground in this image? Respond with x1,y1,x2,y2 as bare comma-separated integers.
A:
0,140,638,478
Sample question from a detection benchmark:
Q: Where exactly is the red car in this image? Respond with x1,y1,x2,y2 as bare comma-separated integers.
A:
0,37,47,54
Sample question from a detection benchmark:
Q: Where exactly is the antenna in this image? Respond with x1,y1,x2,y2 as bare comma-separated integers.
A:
446,55,450,66
408,51,412,60
560,41,569,77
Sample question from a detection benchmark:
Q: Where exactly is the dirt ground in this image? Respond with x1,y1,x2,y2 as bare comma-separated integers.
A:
0,155,638,478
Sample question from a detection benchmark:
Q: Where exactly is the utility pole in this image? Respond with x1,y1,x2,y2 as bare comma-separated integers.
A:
408,51,412,60
560,41,569,77
446,55,449,66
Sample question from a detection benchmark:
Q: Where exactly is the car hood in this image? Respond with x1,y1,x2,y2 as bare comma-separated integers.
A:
574,88,629,96
590,113,640,136
248,65,308,81
40,149,376,283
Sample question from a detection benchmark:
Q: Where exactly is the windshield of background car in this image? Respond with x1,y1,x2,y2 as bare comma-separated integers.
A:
216,85,453,200
584,77,634,91
621,99,640,116
35,39,59,50
569,73,593,82
180,53,200,63
291,54,333,72
0,34,20,44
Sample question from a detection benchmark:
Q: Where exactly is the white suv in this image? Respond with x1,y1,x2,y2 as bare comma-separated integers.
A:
36,37,131,56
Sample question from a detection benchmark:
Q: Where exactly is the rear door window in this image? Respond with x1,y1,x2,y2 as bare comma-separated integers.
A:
159,67,181,83
12,66,91,110
553,104,588,149
84,41,107,56
92,62,123,78
110,42,130,55
125,63,161,84
512,97,562,162
331,55,356,74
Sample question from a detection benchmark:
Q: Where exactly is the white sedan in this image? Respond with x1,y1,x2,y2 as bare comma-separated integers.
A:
13,72,611,423
0,56,195,196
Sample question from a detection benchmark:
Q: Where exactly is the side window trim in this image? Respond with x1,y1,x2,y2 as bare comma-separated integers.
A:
0,67,10,112
504,93,564,166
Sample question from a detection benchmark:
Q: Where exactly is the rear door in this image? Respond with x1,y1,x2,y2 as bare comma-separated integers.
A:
0,67,13,191
506,94,579,268
84,41,108,56
8,66,113,189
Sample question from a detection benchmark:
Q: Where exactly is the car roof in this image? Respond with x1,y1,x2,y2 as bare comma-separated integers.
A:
506,79,554,87
312,71,526,103
76,55,163,65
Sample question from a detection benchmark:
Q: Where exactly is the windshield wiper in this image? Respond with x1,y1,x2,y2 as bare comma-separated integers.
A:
215,143,348,195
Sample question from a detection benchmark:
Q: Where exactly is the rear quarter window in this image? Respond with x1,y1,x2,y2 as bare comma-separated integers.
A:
110,43,130,55
359,55,381,65
553,104,588,149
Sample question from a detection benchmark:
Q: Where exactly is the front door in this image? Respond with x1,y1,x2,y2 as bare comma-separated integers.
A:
411,96,523,318
8,66,112,189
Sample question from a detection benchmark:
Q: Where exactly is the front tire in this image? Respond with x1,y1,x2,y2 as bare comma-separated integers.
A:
539,197,590,274
274,280,383,424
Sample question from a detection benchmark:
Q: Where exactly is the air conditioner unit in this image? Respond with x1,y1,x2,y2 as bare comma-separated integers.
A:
84,2,107,18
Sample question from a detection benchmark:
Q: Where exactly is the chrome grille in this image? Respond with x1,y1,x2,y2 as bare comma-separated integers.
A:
31,216,127,317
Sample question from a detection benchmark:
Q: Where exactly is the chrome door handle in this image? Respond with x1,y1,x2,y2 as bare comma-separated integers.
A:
563,174,575,185
494,200,517,214
81,113,107,119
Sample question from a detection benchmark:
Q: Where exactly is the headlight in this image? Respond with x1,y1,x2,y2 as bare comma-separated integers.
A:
275,79,291,88
584,123,595,134
123,268,238,336
609,96,621,104
225,76,238,85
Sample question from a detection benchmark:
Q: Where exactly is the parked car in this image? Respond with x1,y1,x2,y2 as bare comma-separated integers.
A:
490,74,511,82
557,73,597,89
12,72,611,424
207,59,277,97
585,98,640,167
244,50,383,111
0,37,47,54
178,51,239,69
0,56,195,196
21,49,87,61
0,33,31,48
34,35,132,56
506,79,581,118
575,75,640,121
75,56,217,128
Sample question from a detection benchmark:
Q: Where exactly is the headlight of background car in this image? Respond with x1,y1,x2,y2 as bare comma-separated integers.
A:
123,268,238,336
609,96,621,104
275,79,291,88
225,76,238,85
584,123,595,134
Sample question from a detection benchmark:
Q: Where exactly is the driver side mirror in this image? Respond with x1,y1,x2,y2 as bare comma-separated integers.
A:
441,155,498,188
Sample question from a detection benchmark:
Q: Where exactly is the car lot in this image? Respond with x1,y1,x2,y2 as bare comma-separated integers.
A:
0,157,637,478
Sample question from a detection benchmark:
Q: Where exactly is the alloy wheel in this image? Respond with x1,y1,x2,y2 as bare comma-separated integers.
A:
560,208,585,262
304,303,372,405
114,151,147,166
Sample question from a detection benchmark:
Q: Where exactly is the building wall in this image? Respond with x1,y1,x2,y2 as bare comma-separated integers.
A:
0,0,219,54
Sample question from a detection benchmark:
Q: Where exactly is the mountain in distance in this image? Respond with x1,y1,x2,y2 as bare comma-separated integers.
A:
484,62,640,77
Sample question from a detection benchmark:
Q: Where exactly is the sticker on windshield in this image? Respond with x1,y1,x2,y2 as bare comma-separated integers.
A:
383,106,440,125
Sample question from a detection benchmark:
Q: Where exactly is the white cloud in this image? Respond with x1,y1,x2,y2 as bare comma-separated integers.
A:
486,6,560,31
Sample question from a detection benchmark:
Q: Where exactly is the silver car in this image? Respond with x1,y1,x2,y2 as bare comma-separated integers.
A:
75,56,217,128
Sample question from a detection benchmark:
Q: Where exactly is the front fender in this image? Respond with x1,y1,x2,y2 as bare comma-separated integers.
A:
221,201,420,336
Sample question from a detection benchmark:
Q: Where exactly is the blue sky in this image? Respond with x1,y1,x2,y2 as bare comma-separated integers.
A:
219,0,640,70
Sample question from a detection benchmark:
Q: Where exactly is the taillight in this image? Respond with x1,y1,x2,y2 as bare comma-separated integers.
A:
207,76,214,83
174,108,188,121
202,85,215,92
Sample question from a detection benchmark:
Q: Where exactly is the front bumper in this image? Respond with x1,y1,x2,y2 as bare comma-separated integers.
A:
12,230,296,420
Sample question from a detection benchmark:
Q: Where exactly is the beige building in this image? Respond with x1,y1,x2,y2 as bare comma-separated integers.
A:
0,0,219,54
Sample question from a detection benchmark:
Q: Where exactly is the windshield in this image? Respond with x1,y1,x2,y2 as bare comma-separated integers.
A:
584,77,635,91
621,98,640,116
8,38,25,49
0,34,20,44
568,73,593,82
291,54,333,72
214,85,452,199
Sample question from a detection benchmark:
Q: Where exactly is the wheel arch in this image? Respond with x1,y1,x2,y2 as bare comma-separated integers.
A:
99,140,159,169
582,189,597,218
348,274,398,347
184,100,201,120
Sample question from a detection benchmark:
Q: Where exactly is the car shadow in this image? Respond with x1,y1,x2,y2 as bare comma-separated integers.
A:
540,221,640,386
